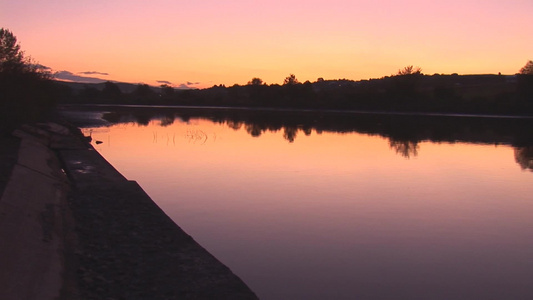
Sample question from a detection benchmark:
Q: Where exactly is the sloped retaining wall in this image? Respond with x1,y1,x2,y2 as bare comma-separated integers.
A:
0,123,258,300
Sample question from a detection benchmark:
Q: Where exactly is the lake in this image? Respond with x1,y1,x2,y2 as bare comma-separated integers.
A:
62,106,533,300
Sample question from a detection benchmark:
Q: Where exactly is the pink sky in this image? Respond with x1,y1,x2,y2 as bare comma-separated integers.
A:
2,0,532,88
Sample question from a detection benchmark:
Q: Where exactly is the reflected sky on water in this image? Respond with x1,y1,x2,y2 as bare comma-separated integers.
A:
76,108,533,300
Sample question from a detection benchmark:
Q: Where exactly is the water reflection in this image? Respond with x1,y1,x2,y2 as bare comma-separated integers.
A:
389,140,419,158
60,106,533,300
515,147,533,171
185,129,210,145
80,106,533,163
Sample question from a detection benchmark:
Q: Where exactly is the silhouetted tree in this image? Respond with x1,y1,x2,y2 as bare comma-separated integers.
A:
0,28,49,79
517,61,533,101
283,74,299,85
102,81,122,101
248,77,264,85
519,60,533,75
397,66,422,76
80,85,101,100
0,28,24,73
1,28,54,131
246,77,269,105
390,66,424,101
160,84,174,98
134,84,155,98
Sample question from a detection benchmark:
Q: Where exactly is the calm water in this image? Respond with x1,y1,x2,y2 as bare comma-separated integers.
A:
68,107,533,300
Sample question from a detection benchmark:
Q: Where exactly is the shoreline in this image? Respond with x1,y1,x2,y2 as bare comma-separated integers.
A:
0,122,258,299
61,103,533,120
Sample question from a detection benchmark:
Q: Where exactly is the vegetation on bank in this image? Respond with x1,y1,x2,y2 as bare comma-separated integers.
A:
60,63,533,116
2,27,533,134
0,28,61,133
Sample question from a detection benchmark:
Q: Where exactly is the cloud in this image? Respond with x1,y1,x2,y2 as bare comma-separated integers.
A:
31,64,51,71
176,81,201,89
78,71,109,76
53,70,107,84
156,80,172,85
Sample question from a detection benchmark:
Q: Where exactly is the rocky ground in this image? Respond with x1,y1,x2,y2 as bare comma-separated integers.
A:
0,122,258,300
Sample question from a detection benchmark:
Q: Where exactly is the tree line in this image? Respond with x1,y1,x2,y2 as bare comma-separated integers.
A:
2,26,533,134
64,65,533,116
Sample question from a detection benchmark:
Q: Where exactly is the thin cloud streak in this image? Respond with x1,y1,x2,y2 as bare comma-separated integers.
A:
31,64,51,71
79,71,109,76
176,81,201,89
54,70,107,83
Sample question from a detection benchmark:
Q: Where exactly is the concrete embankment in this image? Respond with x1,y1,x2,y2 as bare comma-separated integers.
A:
0,123,258,300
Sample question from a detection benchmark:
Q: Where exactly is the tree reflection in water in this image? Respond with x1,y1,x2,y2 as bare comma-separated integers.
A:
93,107,533,167
283,127,298,143
389,140,419,158
514,147,533,171
159,114,175,127
245,124,263,137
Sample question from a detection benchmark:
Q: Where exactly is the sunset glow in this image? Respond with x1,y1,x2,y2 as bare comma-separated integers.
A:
80,116,533,299
3,0,532,88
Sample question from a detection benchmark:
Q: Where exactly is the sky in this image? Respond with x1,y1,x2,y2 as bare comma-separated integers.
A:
2,0,532,88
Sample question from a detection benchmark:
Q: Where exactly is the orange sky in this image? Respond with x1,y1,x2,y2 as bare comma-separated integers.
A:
2,0,532,88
